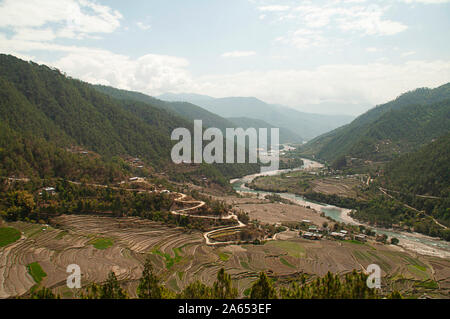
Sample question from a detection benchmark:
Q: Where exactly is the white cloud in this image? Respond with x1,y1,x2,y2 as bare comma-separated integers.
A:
400,0,450,3
276,29,326,49
136,22,151,31
13,28,56,42
0,33,192,95
191,60,450,114
402,51,416,56
0,0,122,39
336,5,408,36
258,5,290,12
53,52,192,95
3,25,449,115
291,4,408,36
221,51,257,58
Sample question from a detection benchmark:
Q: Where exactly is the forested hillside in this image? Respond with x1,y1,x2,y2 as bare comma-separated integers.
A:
351,134,450,238
300,83,450,165
94,85,302,143
0,54,193,180
0,54,259,183
382,133,449,198
93,85,237,133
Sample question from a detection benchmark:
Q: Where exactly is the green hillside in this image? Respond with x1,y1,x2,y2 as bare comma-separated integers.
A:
0,54,259,183
93,85,237,133
300,83,450,165
94,85,302,143
0,55,191,179
352,134,450,237
382,133,450,199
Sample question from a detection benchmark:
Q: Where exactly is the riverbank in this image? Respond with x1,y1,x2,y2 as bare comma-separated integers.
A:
231,157,450,260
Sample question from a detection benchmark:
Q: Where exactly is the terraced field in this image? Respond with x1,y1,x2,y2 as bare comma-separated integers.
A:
1,214,449,298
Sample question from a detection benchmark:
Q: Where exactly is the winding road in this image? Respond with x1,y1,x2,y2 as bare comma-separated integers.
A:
67,180,248,245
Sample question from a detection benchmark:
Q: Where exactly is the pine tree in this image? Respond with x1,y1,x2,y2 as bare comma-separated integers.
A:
213,268,238,299
249,272,277,299
137,258,162,299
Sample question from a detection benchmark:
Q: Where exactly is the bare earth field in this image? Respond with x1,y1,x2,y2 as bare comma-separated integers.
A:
1,212,449,298
234,202,330,226
250,173,364,199
309,177,362,198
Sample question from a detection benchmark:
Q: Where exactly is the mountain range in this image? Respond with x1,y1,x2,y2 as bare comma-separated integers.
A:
158,93,354,141
93,86,301,144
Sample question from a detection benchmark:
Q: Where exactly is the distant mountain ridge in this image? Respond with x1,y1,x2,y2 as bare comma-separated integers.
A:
226,117,303,144
157,93,354,141
95,86,303,143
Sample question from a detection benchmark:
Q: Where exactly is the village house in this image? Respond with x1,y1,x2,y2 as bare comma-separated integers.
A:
330,232,346,240
39,187,56,196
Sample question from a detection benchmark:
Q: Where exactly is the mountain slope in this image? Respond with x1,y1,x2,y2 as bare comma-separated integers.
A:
0,54,261,183
372,133,450,231
300,83,450,164
158,93,354,140
94,86,304,143
0,55,190,165
381,133,450,199
93,85,236,133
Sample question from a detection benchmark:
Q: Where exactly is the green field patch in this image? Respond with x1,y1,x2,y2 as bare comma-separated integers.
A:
218,251,231,261
240,260,250,269
177,271,184,280
27,262,47,284
243,288,251,297
407,265,429,280
55,231,68,240
414,280,438,289
265,241,305,258
168,278,180,291
412,264,427,272
280,257,296,269
366,251,392,272
152,247,183,269
353,250,372,263
403,256,427,270
0,227,21,247
344,240,365,245
91,238,114,250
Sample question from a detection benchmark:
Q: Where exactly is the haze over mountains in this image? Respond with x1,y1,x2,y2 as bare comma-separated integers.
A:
158,93,354,141
93,86,301,144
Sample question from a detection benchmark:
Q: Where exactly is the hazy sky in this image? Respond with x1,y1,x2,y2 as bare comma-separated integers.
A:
1,0,450,115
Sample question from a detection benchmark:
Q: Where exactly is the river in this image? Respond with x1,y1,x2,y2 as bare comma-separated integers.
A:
231,156,450,259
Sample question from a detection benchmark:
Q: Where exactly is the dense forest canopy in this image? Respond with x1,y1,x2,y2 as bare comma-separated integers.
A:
0,54,259,183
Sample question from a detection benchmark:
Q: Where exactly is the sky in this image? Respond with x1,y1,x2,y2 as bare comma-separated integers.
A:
0,0,450,115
